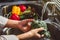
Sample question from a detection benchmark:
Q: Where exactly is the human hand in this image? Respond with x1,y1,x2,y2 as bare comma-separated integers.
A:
5,19,33,32
17,19,34,32
28,27,44,38
17,27,44,40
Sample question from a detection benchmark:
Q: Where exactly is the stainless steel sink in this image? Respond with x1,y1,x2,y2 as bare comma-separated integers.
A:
0,1,60,40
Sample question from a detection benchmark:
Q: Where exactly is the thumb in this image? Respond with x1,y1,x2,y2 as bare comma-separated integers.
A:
36,27,44,32
36,33,44,38
26,19,34,22
36,33,42,38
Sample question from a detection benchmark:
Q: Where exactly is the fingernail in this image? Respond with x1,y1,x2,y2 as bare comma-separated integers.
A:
40,27,44,29
41,34,44,37
28,22,32,26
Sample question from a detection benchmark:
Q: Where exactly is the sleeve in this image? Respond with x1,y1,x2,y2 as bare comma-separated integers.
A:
0,35,19,40
0,16,8,28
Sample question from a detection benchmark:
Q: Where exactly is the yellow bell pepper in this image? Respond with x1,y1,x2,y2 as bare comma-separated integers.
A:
12,6,20,15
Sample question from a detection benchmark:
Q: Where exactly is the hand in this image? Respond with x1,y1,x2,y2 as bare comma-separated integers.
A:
17,19,34,32
5,19,33,32
29,27,44,38
17,27,44,40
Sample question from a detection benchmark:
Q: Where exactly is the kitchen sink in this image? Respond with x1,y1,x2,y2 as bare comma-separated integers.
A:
0,1,60,40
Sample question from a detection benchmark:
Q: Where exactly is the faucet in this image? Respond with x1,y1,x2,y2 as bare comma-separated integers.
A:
41,2,56,20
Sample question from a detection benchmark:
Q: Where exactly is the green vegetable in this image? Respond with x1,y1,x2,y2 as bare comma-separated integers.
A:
33,13,38,20
22,10,31,14
31,20,51,38
20,12,38,20
20,15,25,20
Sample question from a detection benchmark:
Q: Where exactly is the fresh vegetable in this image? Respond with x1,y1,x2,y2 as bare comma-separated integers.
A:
9,14,20,20
27,6,31,10
19,9,31,16
22,10,31,14
19,5,26,12
12,6,20,15
20,12,37,20
31,20,51,38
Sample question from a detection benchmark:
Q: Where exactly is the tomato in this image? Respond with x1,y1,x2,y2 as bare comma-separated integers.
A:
9,14,20,20
19,5,26,12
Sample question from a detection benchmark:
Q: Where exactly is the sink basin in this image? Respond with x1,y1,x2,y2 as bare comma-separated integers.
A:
1,1,60,40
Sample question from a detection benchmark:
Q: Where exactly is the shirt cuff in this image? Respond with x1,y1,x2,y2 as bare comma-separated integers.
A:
0,35,19,40
0,16,8,28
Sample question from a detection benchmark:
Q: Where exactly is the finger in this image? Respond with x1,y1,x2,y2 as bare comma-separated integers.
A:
19,26,29,32
36,27,44,32
28,22,31,27
41,34,44,37
21,19,34,25
25,19,34,22
22,27,28,32
36,33,42,38
23,19,34,23
22,26,31,32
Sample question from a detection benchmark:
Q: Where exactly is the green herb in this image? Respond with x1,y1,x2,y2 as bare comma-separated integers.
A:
31,20,51,38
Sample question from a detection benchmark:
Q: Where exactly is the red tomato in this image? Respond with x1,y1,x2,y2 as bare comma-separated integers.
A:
19,5,26,12
9,14,20,20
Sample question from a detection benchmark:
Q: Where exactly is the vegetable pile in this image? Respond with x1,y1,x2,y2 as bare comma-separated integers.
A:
8,5,38,20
